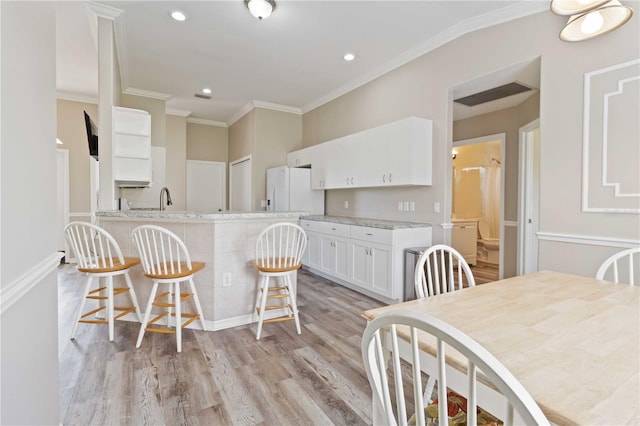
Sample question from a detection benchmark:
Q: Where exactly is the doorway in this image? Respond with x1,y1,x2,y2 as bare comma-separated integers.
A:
452,133,505,279
229,156,252,211
518,119,540,274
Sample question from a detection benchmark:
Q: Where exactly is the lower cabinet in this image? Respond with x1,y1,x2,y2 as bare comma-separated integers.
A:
300,219,431,303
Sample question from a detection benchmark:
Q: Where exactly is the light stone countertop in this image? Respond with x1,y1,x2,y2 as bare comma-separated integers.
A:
96,209,309,221
302,215,431,230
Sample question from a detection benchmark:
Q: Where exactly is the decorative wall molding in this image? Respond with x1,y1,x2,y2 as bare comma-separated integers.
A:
187,117,228,128
69,212,93,218
537,231,639,249
56,91,98,104
166,108,192,117
582,59,640,214
504,221,518,227
123,87,172,101
228,100,301,126
440,222,454,230
0,253,62,315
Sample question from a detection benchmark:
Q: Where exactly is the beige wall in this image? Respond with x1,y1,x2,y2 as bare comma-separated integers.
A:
121,94,166,147
57,99,97,215
229,109,255,162
166,114,187,209
302,10,639,277
186,122,228,162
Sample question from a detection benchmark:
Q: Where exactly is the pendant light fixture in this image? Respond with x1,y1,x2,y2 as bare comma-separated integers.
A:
246,0,275,20
550,0,634,42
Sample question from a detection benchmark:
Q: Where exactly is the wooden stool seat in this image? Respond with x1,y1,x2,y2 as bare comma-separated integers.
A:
64,222,142,342
143,261,205,279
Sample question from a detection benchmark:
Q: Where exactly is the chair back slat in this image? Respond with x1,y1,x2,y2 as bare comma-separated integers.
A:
361,311,550,426
255,223,307,270
596,247,640,285
64,222,125,270
131,225,192,276
415,245,475,299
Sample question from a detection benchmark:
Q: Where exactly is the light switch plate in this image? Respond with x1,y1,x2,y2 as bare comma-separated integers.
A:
223,272,232,287
344,201,349,209
433,202,440,213
403,201,410,211
398,201,404,211
409,201,415,211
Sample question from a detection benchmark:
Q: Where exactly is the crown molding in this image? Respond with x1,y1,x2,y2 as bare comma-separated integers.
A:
186,117,228,128
301,2,548,114
228,102,255,126
87,1,123,20
166,108,192,117
253,100,302,115
123,87,172,101
56,91,98,104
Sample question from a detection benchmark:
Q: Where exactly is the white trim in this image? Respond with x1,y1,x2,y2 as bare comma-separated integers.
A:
504,221,518,227
302,2,547,113
166,108,192,117
253,100,301,115
69,212,93,218
229,155,252,211
87,1,122,20
187,117,228,127
517,118,540,275
56,91,98,104
0,253,62,314
582,59,640,214
537,232,640,249
440,222,454,230
122,87,172,101
228,102,255,126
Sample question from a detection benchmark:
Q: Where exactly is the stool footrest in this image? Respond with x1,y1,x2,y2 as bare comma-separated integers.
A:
81,306,106,318
263,316,295,324
79,319,108,324
267,294,289,299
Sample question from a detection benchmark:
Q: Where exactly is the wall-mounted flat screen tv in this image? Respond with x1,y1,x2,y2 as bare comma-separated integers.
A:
84,111,98,160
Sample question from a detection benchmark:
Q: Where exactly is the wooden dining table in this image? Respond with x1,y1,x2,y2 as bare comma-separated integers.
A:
361,271,640,425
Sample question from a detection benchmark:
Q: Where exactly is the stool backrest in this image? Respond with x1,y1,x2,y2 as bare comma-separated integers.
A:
131,225,193,276
64,222,125,270
255,222,307,270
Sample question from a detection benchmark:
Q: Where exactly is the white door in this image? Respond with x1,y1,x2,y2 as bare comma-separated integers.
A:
57,149,69,257
230,156,252,211
518,120,541,274
187,160,226,212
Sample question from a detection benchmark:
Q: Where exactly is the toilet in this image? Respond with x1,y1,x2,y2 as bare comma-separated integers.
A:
477,219,499,264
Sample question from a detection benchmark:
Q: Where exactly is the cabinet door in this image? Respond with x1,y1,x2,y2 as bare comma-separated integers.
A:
350,240,370,289
370,243,393,298
387,117,432,186
319,234,336,274
304,231,321,269
333,236,350,281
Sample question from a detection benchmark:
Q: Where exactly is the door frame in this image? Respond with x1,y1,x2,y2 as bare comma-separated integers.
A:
229,155,252,211
452,132,506,279
517,119,540,275
57,149,70,261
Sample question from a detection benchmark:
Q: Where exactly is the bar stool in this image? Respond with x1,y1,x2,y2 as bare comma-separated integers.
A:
253,222,307,340
131,225,206,353
64,222,142,341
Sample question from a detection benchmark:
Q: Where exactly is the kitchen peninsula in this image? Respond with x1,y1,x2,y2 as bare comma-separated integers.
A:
96,210,308,331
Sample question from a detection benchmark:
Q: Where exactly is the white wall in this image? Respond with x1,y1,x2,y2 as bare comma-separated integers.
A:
0,2,60,424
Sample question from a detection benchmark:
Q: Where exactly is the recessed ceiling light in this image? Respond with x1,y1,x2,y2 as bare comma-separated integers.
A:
170,10,187,21
202,88,212,95
343,53,355,61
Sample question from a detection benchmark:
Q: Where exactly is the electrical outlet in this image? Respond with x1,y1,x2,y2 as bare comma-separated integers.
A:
398,201,404,211
409,201,415,211
433,202,440,213
344,201,349,209
223,272,232,287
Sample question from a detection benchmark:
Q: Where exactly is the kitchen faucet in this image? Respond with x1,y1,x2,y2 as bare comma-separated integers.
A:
159,187,173,211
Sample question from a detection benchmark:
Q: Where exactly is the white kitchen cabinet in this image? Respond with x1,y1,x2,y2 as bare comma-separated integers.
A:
300,218,431,303
113,106,152,186
287,145,317,168
451,220,477,265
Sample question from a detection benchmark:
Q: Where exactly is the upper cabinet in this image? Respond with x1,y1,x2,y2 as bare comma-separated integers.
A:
113,106,152,187
289,116,432,189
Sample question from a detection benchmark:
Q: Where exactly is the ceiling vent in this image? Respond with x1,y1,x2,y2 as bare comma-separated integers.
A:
194,93,211,100
454,82,533,107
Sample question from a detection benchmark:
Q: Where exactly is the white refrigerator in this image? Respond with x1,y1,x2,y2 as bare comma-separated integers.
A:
266,166,324,214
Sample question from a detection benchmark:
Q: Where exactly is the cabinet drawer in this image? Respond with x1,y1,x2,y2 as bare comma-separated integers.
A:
350,226,393,245
299,219,320,232
317,221,350,237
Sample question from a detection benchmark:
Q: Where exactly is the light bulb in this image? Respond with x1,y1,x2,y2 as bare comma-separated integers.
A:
580,10,604,34
248,0,273,20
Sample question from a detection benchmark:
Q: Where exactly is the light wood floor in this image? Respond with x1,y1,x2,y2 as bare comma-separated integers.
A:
58,264,386,425
469,261,499,284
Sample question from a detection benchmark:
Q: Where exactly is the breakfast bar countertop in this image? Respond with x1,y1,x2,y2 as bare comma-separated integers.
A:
96,209,309,221
302,215,431,230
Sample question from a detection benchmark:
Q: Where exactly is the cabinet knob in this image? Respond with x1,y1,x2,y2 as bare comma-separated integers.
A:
382,174,386,183
346,177,349,185
350,177,354,185
389,173,392,182
366,233,373,236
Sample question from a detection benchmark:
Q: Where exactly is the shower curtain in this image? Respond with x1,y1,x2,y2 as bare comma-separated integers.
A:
482,165,501,238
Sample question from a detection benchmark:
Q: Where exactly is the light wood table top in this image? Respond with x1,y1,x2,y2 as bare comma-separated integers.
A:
362,271,640,425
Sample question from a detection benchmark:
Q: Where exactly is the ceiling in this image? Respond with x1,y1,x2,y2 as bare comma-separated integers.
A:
55,1,547,125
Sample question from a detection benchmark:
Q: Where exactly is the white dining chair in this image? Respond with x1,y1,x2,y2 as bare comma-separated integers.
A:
414,244,476,403
414,244,476,299
361,310,550,426
64,221,142,341
596,247,640,285
253,222,307,340
131,225,207,353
